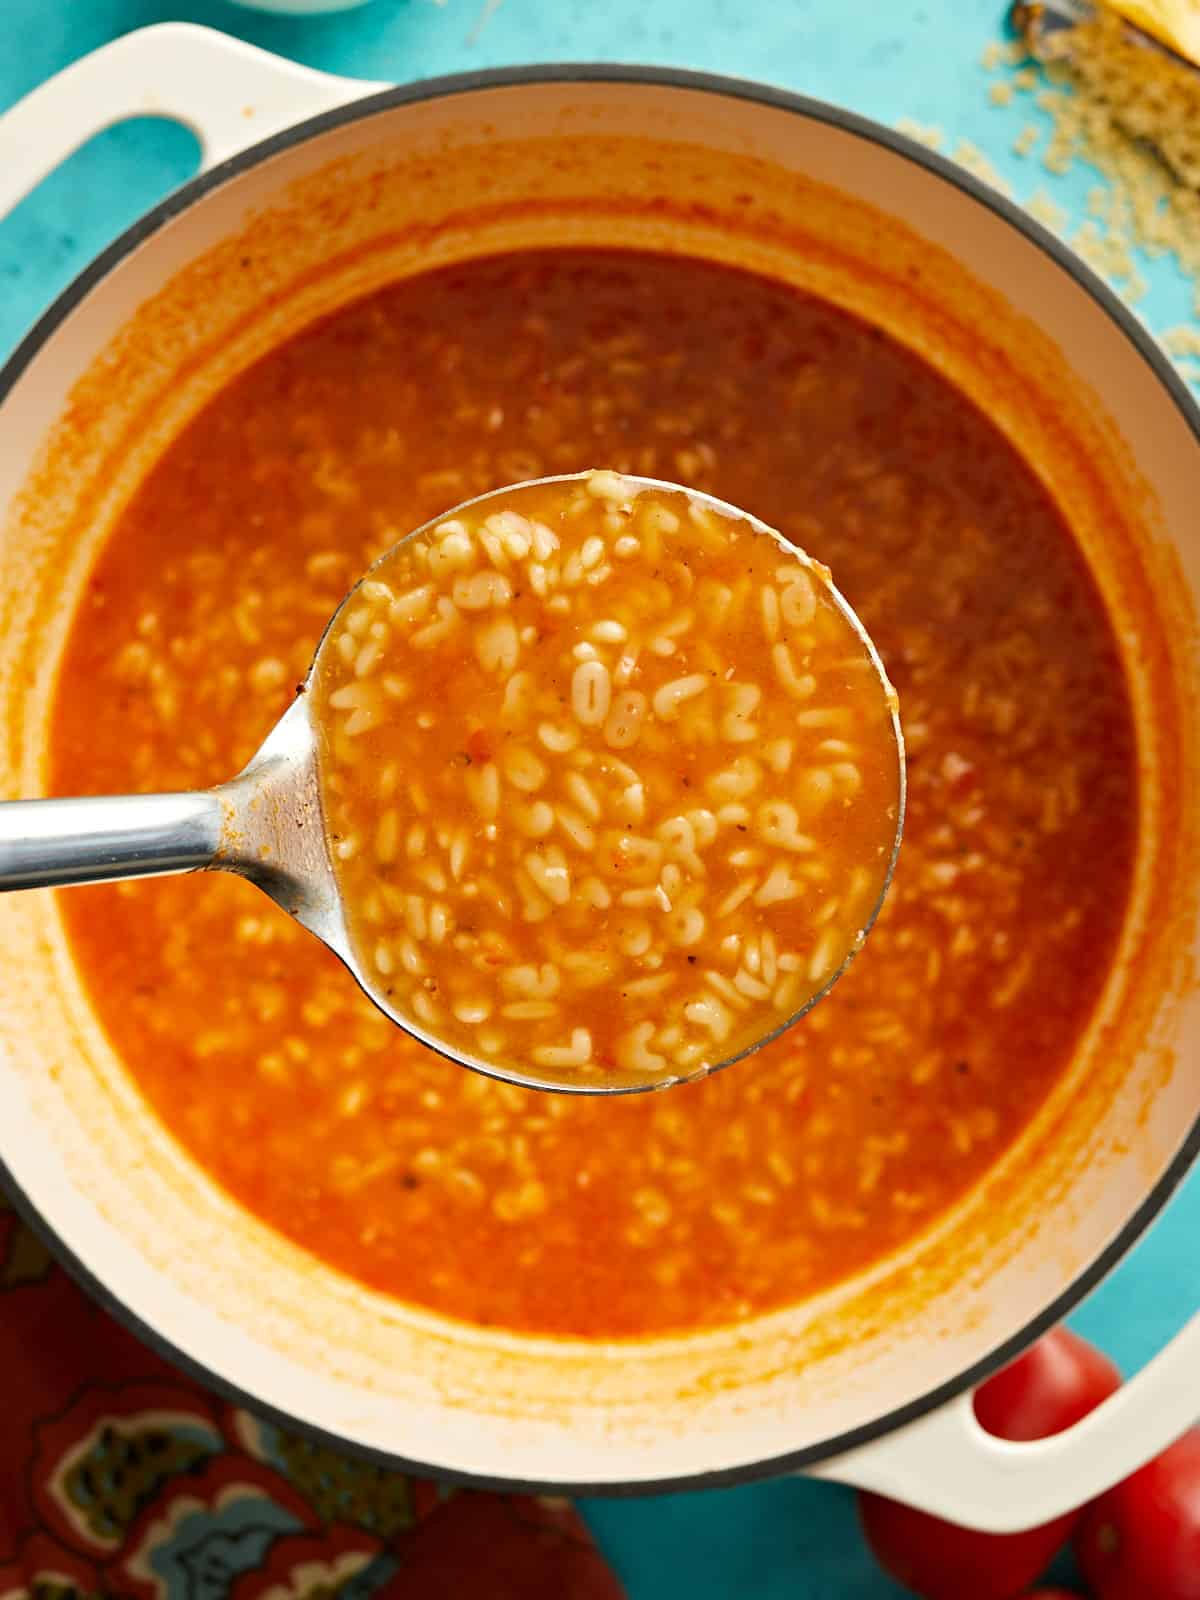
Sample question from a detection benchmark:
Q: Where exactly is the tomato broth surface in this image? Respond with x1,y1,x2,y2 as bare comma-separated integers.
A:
51,250,1137,1338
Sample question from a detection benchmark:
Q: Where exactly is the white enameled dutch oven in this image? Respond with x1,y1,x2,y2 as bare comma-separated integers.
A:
1,24,1198,1532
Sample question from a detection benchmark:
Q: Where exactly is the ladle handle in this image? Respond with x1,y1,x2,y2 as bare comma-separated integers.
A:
0,791,224,890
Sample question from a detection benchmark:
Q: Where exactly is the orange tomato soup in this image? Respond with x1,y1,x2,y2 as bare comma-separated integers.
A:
51,251,1137,1337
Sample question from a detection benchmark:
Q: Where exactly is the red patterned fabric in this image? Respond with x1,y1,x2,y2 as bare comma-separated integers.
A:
0,1197,625,1600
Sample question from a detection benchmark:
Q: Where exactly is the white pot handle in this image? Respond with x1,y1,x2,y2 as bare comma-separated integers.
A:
810,1310,1200,1532
0,22,384,223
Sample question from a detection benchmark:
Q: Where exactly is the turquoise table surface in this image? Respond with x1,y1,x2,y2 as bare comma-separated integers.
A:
1,1,1197,1594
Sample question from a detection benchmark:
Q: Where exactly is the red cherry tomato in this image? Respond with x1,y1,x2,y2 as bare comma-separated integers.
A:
1075,1427,1200,1600
858,1329,1121,1599
974,1327,1122,1440
857,1496,1072,1599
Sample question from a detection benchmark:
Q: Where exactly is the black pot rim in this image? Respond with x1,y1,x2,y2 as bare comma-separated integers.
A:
2,56,1198,1499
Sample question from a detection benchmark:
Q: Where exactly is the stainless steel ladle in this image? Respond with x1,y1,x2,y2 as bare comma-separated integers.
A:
0,475,905,1094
